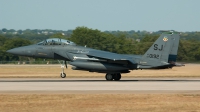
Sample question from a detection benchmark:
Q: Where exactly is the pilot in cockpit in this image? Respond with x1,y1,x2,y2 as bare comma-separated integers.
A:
37,38,76,46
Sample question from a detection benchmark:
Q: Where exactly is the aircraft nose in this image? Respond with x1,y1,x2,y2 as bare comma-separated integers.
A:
6,47,24,55
7,45,36,57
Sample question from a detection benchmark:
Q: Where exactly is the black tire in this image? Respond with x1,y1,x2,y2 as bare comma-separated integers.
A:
113,73,121,81
60,73,66,78
105,73,113,81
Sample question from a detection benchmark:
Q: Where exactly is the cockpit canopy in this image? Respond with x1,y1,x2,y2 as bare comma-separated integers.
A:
37,38,76,46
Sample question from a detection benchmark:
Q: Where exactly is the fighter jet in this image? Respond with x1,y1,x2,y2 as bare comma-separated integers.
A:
7,31,181,81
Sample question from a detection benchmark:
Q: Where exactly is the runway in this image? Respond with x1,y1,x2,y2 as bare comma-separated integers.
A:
0,78,200,94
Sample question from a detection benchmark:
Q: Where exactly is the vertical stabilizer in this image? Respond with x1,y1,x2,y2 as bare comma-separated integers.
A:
139,32,180,68
168,33,180,63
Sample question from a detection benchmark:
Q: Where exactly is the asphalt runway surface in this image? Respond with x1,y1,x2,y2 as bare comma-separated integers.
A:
0,78,200,94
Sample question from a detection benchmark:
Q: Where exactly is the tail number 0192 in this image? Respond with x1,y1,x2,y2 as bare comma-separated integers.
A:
147,54,159,59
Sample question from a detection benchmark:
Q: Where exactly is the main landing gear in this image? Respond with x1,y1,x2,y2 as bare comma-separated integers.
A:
58,60,67,78
105,73,121,81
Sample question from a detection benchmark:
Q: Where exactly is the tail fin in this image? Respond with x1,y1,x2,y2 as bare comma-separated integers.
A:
139,32,180,69
168,33,185,67
168,33,180,63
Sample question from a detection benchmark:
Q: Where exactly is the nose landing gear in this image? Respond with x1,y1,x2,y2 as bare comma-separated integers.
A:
58,60,67,78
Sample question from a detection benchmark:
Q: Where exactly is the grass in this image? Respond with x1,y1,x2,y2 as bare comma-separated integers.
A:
0,64,200,78
0,94,200,112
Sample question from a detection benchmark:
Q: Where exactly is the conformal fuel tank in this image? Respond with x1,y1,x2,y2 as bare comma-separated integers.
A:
69,61,129,71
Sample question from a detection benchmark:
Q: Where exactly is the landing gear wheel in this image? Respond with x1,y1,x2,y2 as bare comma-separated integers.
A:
105,73,113,81
60,73,66,78
113,73,121,81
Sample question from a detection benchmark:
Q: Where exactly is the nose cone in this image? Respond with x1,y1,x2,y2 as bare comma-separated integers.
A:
7,45,36,57
6,47,25,55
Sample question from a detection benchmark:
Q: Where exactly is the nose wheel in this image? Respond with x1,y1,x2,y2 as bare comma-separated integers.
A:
60,73,66,78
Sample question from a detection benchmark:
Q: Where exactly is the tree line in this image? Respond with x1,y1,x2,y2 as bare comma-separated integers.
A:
0,27,200,62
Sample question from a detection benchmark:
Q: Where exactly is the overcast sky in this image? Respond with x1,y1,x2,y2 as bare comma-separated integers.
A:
1,0,200,31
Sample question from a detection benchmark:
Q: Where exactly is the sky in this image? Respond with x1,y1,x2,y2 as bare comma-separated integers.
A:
1,0,200,32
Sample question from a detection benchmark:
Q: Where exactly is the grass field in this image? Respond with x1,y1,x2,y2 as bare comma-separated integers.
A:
0,94,200,112
0,64,200,78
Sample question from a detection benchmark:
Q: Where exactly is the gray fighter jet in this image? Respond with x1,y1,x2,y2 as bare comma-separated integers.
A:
7,31,181,81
